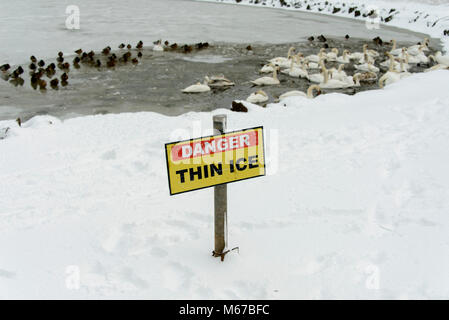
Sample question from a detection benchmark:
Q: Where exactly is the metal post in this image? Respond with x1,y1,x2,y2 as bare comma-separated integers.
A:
213,115,227,258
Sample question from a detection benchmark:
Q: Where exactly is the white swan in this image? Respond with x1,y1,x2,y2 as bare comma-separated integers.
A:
260,63,276,73
330,64,347,81
378,62,411,88
326,48,339,61
424,64,449,72
306,48,326,63
432,52,449,66
251,67,280,86
336,50,351,64
354,71,377,82
182,81,211,93
408,38,429,54
268,47,296,67
389,39,404,56
308,60,327,83
247,90,269,104
153,40,164,52
279,84,321,100
319,69,352,89
205,75,235,88
406,51,428,64
355,60,380,73
281,56,308,78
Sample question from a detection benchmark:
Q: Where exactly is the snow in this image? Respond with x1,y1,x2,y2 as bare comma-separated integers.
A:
197,0,449,51
2,70,449,299
1,0,449,299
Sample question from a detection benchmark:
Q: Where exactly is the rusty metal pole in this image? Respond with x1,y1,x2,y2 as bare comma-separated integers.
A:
213,114,227,258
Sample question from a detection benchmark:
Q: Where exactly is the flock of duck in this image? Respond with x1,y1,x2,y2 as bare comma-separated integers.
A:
0,40,210,91
181,36,449,106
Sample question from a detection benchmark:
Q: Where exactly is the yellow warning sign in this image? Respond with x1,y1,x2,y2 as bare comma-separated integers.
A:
165,126,265,195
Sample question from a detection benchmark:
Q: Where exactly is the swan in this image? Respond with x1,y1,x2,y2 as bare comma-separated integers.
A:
308,60,327,83
408,38,429,54
389,39,404,56
153,40,164,52
380,52,401,68
354,71,377,82
303,59,320,69
281,56,309,78
330,64,347,81
319,69,352,89
326,48,339,61
405,51,428,64
279,84,321,100
431,52,449,66
306,48,326,63
247,90,269,104
378,62,411,88
182,81,211,93
251,67,280,86
336,50,351,64
424,64,449,72
205,75,235,88
268,47,296,67
260,63,276,73
355,60,380,73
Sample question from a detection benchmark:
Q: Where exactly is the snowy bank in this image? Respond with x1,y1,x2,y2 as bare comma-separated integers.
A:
197,0,449,51
1,70,449,298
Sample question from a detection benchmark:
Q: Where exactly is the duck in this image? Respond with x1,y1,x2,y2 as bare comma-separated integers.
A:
182,81,211,93
75,49,83,55
50,78,59,89
102,46,111,55
251,67,280,86
336,50,351,63
119,43,125,49
268,47,296,67
136,41,143,49
247,90,269,104
278,84,321,100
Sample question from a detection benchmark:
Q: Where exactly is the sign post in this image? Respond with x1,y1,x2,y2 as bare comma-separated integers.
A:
212,115,227,259
164,117,265,261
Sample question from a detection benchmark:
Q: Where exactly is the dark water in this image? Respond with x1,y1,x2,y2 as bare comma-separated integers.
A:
0,37,440,121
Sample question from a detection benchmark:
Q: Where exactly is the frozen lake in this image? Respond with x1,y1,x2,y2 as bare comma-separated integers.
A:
0,0,433,65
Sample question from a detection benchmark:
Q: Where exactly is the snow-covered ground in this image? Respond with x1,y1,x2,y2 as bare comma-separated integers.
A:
197,0,449,51
1,0,449,299
2,71,449,299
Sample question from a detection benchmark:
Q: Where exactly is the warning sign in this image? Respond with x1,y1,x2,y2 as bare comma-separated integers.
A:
165,126,265,195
